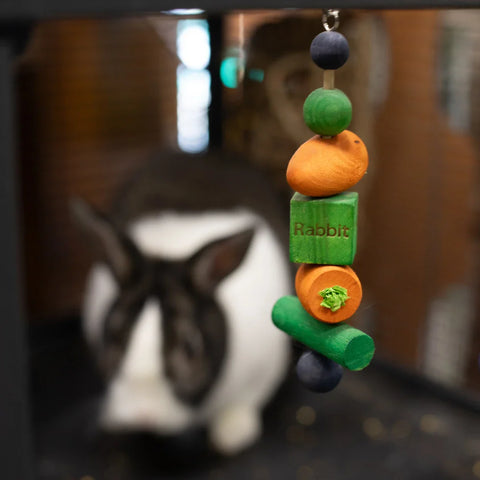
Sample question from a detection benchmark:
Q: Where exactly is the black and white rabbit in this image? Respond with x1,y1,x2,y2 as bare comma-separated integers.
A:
74,152,292,455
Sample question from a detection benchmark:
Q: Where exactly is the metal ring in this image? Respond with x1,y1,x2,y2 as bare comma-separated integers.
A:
322,9,340,31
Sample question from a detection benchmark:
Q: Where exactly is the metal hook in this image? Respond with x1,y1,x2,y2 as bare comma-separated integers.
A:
322,9,340,31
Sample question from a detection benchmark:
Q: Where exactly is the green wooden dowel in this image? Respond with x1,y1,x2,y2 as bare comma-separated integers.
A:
272,296,374,371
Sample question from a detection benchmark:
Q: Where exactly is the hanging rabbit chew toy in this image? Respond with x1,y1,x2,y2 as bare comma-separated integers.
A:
272,10,375,393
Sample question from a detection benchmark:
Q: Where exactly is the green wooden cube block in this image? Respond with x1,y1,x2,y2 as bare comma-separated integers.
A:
290,191,358,265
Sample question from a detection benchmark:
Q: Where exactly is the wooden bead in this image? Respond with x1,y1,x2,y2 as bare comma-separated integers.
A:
296,351,343,393
310,31,349,70
290,191,358,265
286,131,368,198
295,264,362,323
272,296,374,371
303,88,352,136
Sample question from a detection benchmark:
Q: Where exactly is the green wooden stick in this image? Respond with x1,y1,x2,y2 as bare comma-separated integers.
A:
272,296,375,371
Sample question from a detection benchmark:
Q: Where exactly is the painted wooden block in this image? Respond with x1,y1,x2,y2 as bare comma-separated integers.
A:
290,191,358,265
286,131,368,198
272,295,374,371
295,264,362,323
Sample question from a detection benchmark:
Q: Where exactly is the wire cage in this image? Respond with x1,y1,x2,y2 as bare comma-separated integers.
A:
0,2,479,479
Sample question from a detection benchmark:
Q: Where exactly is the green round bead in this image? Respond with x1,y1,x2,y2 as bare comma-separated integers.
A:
303,88,352,136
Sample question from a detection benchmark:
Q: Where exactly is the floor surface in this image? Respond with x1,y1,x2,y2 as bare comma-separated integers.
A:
31,319,480,480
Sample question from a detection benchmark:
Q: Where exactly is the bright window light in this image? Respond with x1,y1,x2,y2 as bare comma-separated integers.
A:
177,20,211,70
177,65,210,153
164,9,205,15
176,19,211,153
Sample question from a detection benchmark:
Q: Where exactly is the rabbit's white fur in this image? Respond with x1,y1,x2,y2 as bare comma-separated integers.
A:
83,208,291,454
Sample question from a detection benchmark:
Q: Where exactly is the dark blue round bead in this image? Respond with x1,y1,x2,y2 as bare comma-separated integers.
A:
310,31,350,70
296,351,343,393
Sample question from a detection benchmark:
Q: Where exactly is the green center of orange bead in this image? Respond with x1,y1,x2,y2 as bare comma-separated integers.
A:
319,285,349,312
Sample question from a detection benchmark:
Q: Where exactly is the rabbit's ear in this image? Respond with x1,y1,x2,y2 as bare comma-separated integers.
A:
71,198,144,287
188,228,255,293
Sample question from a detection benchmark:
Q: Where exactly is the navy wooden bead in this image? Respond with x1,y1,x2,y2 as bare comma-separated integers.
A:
296,350,343,393
310,31,350,70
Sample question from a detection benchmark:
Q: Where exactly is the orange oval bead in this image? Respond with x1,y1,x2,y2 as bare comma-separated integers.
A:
286,131,368,197
295,264,362,324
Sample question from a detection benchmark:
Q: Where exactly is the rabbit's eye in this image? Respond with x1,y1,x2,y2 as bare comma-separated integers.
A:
166,320,207,387
173,317,203,358
182,335,204,360
182,339,196,359
178,328,203,359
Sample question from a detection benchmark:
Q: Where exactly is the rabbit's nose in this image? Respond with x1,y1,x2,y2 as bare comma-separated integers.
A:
134,409,157,427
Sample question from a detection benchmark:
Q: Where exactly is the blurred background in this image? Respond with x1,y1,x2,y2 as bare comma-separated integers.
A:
15,8,480,479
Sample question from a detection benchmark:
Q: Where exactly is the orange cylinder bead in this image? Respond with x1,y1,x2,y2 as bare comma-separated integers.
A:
295,264,362,324
286,130,368,197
